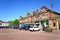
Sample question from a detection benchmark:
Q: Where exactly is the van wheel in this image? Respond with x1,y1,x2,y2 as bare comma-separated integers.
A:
30,30,33,32
33,29,35,32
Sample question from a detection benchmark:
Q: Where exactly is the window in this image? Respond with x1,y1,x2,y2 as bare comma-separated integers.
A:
35,24,39,27
53,23,56,27
36,16,39,21
42,13,46,19
28,19,29,22
42,16,46,19
46,20,48,25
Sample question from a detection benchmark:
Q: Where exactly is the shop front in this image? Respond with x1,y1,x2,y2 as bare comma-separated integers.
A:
48,19,60,30
41,20,48,31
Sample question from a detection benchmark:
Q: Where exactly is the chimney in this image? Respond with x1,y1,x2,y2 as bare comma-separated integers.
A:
51,4,53,11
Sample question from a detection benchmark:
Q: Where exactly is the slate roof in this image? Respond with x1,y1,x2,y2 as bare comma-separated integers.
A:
20,6,60,20
41,6,60,15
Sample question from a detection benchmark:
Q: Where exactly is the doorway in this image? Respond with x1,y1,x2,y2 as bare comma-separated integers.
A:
41,20,48,31
59,22,60,30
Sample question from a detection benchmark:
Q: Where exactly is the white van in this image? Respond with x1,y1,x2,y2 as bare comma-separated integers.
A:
29,24,40,31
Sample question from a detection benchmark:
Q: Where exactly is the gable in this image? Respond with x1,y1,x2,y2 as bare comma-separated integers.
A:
40,6,47,13
40,6,60,15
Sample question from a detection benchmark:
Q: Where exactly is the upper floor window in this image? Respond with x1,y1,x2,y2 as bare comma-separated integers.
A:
42,13,46,19
36,16,39,21
27,19,29,21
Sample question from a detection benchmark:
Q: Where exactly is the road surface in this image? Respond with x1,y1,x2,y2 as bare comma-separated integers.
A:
0,28,60,40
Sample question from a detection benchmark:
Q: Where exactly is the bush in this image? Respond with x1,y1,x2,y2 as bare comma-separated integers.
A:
45,26,52,32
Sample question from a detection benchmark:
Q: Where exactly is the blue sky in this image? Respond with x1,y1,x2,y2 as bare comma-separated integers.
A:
0,0,60,22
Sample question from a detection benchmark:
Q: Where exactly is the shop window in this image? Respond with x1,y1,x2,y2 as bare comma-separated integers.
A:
53,23,56,27
46,21,49,25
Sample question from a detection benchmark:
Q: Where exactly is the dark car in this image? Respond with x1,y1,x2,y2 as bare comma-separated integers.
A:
4,26,8,28
12,26,18,29
0,26,4,28
19,25,30,30
19,25,25,30
24,25,30,30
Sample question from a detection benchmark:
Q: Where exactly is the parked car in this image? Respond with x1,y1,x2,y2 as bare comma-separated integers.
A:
18,25,25,30
0,26,9,28
19,25,30,30
4,26,9,28
29,25,40,31
24,25,30,30
12,26,18,29
0,26,4,28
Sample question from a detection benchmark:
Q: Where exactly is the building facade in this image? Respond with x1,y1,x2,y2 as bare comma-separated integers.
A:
20,6,60,30
0,21,12,27
2,22,9,26
0,20,2,26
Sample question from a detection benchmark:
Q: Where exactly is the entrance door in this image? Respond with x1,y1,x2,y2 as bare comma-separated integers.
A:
59,22,60,30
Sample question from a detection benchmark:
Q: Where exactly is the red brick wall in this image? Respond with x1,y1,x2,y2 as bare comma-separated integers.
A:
20,12,60,23
39,15,42,20
39,12,60,20
31,16,36,22
20,19,23,23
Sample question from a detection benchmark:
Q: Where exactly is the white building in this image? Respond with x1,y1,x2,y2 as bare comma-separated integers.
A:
2,22,9,26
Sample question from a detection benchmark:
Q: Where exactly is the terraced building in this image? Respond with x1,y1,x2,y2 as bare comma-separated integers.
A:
20,5,60,30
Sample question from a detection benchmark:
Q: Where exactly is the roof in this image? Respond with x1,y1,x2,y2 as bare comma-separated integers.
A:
20,6,60,20
41,6,60,15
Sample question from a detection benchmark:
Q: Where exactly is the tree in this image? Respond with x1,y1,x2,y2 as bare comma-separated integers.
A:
12,19,19,27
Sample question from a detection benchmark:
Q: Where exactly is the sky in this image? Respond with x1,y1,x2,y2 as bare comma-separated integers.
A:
0,0,60,22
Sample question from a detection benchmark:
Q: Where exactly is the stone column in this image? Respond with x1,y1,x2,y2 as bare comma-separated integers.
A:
48,20,53,28
56,22,59,30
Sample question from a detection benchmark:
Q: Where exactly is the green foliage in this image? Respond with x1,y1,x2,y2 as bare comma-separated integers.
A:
41,20,48,24
12,19,19,27
43,20,47,22
45,26,52,30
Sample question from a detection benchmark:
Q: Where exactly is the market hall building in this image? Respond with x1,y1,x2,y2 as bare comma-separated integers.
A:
20,5,60,30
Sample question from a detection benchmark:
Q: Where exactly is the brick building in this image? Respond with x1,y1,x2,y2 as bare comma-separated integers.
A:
0,20,2,26
20,5,60,30
0,20,12,27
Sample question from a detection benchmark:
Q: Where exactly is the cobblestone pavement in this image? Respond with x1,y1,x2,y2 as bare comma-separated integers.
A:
0,28,60,40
